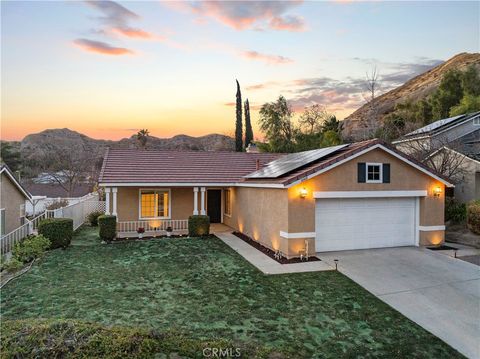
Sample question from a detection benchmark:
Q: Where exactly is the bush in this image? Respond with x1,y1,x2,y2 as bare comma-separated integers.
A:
45,199,69,211
188,215,210,237
3,257,23,273
467,200,480,235
445,198,466,224
38,218,73,249
87,211,103,226
98,215,117,242
12,234,51,263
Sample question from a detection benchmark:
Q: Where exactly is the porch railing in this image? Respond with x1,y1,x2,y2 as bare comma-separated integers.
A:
117,219,189,235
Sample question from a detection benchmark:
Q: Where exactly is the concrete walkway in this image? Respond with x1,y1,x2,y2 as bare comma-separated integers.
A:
216,232,332,274
319,247,480,359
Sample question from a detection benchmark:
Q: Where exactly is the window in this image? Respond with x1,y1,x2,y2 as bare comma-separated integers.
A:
139,189,170,219
366,163,382,183
473,117,480,125
224,189,232,216
19,204,26,225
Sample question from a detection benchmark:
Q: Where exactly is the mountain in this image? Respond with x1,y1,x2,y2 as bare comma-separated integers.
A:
15,128,234,177
342,52,480,141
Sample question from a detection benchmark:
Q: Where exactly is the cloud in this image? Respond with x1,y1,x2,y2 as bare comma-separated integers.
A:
73,38,134,55
180,1,305,31
84,0,157,41
242,50,293,65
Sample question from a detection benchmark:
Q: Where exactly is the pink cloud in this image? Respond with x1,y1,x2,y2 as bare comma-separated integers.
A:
73,39,134,56
242,50,293,65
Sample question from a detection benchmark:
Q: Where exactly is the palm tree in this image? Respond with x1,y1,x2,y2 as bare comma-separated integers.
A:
136,129,150,149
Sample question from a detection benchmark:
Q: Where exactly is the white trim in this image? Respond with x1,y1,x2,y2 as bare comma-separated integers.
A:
138,188,172,220
366,162,383,183
313,190,427,198
100,182,237,187
105,187,111,215
419,225,445,231
200,187,206,215
279,231,316,239
234,183,285,188
0,166,32,200
415,197,420,246
193,187,199,215
112,187,118,216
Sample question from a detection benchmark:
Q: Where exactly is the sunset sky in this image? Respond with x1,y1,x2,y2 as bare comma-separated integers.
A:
1,1,479,141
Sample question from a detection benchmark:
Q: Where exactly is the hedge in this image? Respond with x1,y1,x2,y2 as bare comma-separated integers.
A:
188,215,210,237
445,198,467,224
12,234,51,263
98,215,117,242
467,200,480,235
87,211,103,227
38,218,73,249
0,319,268,359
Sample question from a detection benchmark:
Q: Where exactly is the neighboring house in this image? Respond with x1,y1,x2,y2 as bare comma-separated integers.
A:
0,165,32,236
24,183,94,215
98,139,453,257
427,146,480,203
393,112,480,202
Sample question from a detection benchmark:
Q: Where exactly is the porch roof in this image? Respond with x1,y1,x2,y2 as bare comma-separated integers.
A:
98,149,282,185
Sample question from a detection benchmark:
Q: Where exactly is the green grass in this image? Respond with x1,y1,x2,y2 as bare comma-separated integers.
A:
1,226,462,358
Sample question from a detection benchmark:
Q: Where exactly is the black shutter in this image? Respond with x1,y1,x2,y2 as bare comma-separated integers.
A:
358,163,366,183
383,163,391,183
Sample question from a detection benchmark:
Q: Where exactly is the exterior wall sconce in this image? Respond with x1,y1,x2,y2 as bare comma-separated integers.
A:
300,187,308,198
433,186,442,198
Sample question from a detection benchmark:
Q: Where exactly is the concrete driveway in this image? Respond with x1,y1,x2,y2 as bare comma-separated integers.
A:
319,247,480,359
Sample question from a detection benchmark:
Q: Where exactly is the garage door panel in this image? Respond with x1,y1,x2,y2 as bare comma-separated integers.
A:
315,198,416,252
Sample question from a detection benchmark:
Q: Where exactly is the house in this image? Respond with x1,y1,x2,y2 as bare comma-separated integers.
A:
0,164,32,236
98,139,453,257
393,112,480,202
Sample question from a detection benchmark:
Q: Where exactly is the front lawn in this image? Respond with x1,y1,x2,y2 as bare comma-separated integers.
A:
1,226,461,358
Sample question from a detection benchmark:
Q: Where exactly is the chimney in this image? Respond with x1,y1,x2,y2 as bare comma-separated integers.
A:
246,143,259,153
255,159,261,170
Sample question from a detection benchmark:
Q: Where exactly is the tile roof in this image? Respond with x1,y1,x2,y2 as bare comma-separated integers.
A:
24,183,93,198
99,149,283,184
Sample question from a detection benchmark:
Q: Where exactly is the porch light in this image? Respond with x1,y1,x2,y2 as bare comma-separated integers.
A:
433,186,442,198
300,187,308,198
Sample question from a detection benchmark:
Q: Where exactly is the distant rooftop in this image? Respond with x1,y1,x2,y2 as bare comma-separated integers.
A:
402,111,480,138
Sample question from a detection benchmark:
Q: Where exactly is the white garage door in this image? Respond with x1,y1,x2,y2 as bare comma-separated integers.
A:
315,197,416,252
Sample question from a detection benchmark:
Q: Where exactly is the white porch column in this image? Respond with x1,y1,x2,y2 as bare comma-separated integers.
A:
105,188,111,215
112,187,118,217
193,187,199,215
200,187,206,215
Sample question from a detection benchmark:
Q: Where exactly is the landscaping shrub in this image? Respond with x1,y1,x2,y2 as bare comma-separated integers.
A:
467,200,480,235
87,211,103,226
98,215,117,242
445,197,466,224
12,234,51,263
188,215,210,237
0,319,265,359
3,258,23,273
38,218,73,249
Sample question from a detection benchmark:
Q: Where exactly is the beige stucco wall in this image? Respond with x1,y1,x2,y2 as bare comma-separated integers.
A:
223,187,290,254
0,172,26,234
115,187,194,221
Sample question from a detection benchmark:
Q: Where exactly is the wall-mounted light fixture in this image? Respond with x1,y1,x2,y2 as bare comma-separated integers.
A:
433,186,442,198
300,187,308,198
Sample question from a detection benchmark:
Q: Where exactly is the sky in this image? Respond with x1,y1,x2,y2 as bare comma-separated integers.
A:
1,0,479,141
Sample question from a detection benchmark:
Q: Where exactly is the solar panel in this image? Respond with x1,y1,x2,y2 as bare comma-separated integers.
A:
245,144,349,178
405,114,466,136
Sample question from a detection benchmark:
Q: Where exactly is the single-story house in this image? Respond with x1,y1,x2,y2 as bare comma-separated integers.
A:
98,139,453,257
0,164,32,236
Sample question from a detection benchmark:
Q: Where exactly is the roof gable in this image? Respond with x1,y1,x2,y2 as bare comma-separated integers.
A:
0,165,32,199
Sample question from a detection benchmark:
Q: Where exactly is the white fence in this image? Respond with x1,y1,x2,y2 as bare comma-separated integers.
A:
1,193,105,256
117,219,188,237
26,196,87,217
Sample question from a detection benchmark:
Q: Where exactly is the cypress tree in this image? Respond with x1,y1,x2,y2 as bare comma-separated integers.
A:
235,79,243,152
244,98,253,149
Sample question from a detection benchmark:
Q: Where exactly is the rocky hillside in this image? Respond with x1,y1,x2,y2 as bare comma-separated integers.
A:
15,128,234,176
342,52,480,140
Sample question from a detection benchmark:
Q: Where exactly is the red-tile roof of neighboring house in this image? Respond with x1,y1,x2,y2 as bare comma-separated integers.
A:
24,183,94,198
99,149,283,184
98,139,453,187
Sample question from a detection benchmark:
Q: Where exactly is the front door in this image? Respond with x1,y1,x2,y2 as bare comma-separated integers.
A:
207,190,222,223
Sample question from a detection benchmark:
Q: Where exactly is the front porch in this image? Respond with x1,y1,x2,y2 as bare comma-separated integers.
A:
102,185,232,238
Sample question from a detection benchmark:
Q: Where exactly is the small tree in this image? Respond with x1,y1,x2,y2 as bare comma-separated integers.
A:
299,104,328,134
136,129,150,149
235,80,243,152
244,98,253,148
